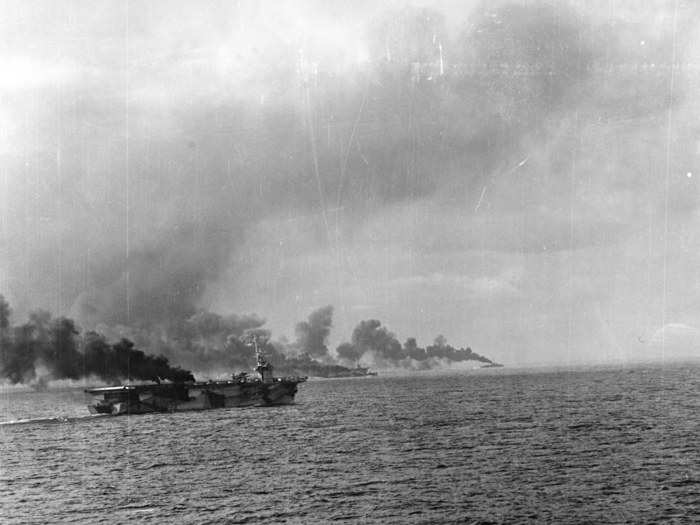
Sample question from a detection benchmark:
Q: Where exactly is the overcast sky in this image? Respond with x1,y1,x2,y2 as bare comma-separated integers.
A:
1,0,700,365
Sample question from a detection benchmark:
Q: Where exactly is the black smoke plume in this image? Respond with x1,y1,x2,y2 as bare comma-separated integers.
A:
294,305,333,358
0,294,497,384
336,320,494,368
0,295,193,385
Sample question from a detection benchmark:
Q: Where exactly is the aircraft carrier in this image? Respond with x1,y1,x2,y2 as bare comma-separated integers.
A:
85,339,306,415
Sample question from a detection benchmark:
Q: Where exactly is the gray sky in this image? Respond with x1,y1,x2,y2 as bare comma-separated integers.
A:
1,0,699,365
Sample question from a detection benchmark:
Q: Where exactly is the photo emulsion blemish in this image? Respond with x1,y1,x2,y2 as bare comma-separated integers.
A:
1,1,698,523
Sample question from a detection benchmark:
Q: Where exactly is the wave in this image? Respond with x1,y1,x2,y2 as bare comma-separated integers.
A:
0,414,108,427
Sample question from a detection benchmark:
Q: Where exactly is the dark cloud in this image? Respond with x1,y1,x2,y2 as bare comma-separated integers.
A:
2,1,699,365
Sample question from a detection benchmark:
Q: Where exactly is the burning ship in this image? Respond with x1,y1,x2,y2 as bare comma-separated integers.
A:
85,338,306,415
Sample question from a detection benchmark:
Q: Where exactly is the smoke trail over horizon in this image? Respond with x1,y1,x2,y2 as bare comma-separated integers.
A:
0,296,494,384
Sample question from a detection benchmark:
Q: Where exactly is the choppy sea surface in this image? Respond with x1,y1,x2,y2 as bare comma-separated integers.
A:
1,364,698,524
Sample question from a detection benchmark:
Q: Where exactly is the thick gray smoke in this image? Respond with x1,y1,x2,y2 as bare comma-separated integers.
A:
336,319,492,368
2,1,699,365
123,309,268,375
3,2,601,324
295,305,333,358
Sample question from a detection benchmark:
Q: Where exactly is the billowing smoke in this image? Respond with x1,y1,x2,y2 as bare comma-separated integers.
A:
2,1,698,365
294,305,333,358
2,2,603,327
0,294,496,384
0,295,193,385
121,304,496,376
81,335,194,384
106,309,268,376
336,319,493,368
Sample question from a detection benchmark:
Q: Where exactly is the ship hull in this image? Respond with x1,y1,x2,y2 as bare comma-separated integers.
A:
86,378,304,416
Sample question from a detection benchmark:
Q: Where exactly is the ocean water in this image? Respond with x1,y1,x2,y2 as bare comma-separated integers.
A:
1,364,698,524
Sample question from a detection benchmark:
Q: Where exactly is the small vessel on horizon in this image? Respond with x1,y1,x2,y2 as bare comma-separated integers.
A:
85,338,306,415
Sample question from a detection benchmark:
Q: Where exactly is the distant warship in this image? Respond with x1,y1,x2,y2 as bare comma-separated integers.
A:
85,338,306,415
